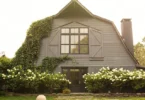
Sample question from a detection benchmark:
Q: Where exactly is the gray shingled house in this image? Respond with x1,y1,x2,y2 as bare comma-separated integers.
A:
36,0,138,92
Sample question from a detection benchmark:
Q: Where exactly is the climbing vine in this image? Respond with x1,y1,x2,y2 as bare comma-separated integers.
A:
41,56,71,73
12,16,54,69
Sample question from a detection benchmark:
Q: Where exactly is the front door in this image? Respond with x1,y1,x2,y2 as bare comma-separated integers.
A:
62,67,88,92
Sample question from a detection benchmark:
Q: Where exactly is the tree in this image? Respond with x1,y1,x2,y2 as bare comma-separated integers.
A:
134,37,145,66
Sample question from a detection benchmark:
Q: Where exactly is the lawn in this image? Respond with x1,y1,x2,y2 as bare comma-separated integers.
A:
0,96,145,100
93,97,145,100
0,96,53,100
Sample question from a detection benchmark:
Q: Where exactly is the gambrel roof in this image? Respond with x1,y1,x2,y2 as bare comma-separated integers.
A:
54,0,139,65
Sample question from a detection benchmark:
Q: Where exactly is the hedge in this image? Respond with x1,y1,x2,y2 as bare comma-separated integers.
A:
83,67,145,93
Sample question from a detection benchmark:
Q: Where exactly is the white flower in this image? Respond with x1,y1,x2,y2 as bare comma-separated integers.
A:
2,74,6,78
27,69,32,73
7,69,10,72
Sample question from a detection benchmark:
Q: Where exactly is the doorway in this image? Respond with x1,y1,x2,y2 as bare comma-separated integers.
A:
62,67,88,92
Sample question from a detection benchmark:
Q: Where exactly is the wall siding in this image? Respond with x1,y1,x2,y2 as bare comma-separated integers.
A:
37,17,136,72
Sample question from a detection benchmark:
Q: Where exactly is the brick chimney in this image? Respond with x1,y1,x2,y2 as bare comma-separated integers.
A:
121,19,134,55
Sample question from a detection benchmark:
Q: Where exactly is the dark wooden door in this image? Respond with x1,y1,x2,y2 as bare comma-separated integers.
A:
62,67,88,92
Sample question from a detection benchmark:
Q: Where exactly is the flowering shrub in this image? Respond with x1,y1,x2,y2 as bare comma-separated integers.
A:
0,57,12,91
83,67,145,93
2,65,71,93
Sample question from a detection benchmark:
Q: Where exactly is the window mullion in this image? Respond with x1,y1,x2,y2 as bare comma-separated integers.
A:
79,35,80,54
69,30,71,54
78,28,80,54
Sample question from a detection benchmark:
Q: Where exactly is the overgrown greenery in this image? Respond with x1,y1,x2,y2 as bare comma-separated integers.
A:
41,56,71,73
0,16,73,93
2,65,71,93
83,67,145,93
134,37,145,66
12,16,54,69
0,57,12,91
0,57,12,73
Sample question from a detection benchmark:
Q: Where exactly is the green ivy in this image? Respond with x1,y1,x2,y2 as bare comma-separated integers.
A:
12,16,54,68
41,56,71,73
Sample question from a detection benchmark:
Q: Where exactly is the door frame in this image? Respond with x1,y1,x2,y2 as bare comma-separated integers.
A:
61,67,88,92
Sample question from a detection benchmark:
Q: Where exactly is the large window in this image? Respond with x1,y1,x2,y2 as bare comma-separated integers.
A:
61,28,89,54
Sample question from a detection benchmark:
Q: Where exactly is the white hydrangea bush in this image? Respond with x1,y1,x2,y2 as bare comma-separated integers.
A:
83,67,145,93
2,65,71,93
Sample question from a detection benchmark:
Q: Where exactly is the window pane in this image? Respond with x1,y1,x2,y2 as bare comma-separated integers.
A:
61,28,69,33
71,45,79,53
61,45,69,53
80,28,88,33
80,45,88,53
70,69,79,72
71,35,79,44
70,69,80,85
80,35,88,44
71,28,78,33
61,35,69,44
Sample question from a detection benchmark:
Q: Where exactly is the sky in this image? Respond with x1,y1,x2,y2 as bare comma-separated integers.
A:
0,0,145,58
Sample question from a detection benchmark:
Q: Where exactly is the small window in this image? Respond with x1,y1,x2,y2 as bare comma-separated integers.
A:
61,45,69,53
70,69,79,72
71,28,79,33
80,45,89,53
80,28,88,33
80,35,88,44
71,45,79,53
61,28,69,33
61,35,69,44
71,35,79,44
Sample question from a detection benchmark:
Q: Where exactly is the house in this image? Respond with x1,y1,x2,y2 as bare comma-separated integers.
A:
36,0,138,92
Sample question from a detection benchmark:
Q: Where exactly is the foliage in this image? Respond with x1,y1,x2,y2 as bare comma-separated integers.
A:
12,16,54,69
62,88,71,94
134,37,145,66
83,67,145,93
0,91,6,96
41,56,71,73
0,57,12,91
2,65,71,93
0,57,12,73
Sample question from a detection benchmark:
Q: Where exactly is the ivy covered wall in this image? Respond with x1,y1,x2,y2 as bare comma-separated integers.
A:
12,16,54,68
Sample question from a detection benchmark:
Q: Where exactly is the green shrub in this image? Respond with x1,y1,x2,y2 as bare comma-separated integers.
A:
0,91,6,96
2,65,71,93
62,88,71,94
83,67,145,93
83,68,111,93
0,57,12,91
0,57,12,73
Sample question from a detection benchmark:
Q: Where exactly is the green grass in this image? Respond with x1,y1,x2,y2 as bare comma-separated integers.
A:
56,96,145,100
0,96,145,100
94,97,145,100
0,96,54,100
